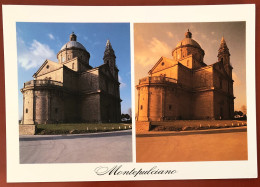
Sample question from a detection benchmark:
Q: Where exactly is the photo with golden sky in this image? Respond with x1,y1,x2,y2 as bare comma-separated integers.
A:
134,22,246,113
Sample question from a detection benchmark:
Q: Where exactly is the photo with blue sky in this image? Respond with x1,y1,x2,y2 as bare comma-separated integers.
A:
17,22,131,119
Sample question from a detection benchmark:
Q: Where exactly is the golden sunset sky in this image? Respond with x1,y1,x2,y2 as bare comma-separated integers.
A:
134,22,246,112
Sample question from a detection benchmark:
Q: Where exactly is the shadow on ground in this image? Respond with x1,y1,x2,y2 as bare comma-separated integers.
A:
20,130,132,141
137,127,246,138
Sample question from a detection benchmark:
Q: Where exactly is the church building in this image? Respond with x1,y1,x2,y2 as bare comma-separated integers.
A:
21,32,121,124
136,30,234,121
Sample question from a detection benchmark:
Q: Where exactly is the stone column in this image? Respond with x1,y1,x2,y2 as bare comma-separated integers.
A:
161,87,165,121
137,88,140,120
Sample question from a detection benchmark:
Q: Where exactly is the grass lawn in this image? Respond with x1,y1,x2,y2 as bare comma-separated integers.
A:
36,123,132,135
150,120,247,131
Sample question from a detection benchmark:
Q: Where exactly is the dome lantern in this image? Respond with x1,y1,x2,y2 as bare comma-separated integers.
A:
185,29,192,38
70,32,77,41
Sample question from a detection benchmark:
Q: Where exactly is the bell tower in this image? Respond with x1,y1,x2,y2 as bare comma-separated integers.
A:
218,36,232,77
103,40,118,79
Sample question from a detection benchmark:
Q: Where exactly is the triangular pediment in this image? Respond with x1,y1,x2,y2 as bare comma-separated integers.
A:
33,59,62,78
148,56,176,75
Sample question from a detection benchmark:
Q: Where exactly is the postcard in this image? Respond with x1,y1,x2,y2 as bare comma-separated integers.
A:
2,4,257,182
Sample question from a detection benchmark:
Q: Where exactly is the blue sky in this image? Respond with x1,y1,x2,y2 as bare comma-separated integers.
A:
17,22,131,119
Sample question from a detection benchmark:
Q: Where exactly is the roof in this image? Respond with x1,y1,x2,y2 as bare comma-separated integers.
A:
175,30,202,49
60,41,86,51
176,38,201,48
60,32,86,51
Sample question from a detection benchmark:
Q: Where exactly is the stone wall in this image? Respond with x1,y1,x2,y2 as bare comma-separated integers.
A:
63,67,79,91
63,92,80,122
213,67,229,93
136,121,151,132
193,91,214,119
81,94,101,122
179,55,193,69
34,89,64,124
137,86,149,121
214,91,232,119
177,90,192,119
80,69,99,93
63,58,78,72
34,90,48,124
58,49,90,66
149,86,163,121
178,64,192,87
164,86,178,119
19,125,35,135
22,90,34,124
100,94,121,122
172,46,204,67
193,66,213,89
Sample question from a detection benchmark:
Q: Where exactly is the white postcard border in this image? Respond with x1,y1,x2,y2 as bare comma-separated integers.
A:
2,4,257,182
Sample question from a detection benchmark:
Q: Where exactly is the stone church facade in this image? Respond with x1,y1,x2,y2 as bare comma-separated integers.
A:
136,30,234,121
21,32,121,124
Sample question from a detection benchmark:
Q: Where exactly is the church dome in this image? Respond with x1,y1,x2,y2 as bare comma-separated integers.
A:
176,38,201,48
60,41,86,51
57,32,90,65
60,32,86,51
175,30,201,49
172,30,205,63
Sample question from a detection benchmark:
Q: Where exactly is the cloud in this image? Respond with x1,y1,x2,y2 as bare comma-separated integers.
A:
167,31,174,38
119,75,126,88
48,33,55,40
135,36,172,67
18,38,56,70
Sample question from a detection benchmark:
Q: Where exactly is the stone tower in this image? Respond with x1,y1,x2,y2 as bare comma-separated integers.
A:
218,36,232,77
103,40,118,79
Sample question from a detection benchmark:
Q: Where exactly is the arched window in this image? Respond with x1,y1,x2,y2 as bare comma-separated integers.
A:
72,63,74,69
26,108,28,113
140,105,143,110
